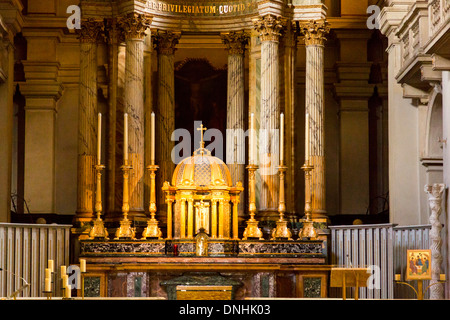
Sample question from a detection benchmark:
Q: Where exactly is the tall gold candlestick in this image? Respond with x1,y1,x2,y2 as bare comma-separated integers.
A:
89,164,109,239
243,164,263,240
271,163,292,240
115,158,135,240
142,164,162,239
300,160,317,240
115,113,135,240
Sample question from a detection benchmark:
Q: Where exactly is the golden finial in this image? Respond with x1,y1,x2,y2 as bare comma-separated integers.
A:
197,124,207,149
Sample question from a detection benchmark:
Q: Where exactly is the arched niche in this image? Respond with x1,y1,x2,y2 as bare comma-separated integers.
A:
426,92,443,159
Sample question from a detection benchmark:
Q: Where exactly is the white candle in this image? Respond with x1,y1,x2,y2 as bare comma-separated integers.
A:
305,113,310,161
60,265,66,276
44,277,51,292
48,260,54,273
124,113,128,162
250,113,255,165
45,268,51,280
62,274,68,288
97,113,102,165
151,112,155,164
65,286,71,298
280,113,284,164
80,259,86,273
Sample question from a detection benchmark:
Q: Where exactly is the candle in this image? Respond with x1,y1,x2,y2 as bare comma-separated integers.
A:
45,268,51,281
80,259,86,273
250,113,254,165
124,113,128,162
60,265,66,276
280,113,284,164
44,277,51,292
395,274,401,281
305,113,310,161
440,274,446,281
62,274,68,288
151,112,155,164
48,260,54,272
97,113,102,165
65,286,71,298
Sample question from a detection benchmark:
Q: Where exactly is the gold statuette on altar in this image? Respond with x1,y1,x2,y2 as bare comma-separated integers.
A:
243,164,264,240
142,164,163,239
89,164,109,240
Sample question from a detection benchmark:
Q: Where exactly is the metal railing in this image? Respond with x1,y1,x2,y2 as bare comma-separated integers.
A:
0,223,71,298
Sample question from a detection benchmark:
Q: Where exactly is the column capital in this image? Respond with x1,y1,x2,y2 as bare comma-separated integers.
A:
78,18,103,43
118,13,152,41
220,31,250,55
152,30,181,55
298,20,330,46
253,14,287,42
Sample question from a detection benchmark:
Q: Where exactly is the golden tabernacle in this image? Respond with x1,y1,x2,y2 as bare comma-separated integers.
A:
162,125,244,240
77,120,328,299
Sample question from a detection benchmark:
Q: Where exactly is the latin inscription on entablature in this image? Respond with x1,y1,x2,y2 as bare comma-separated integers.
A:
145,0,258,17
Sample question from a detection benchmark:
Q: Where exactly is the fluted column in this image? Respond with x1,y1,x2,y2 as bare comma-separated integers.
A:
153,30,181,220
425,183,445,300
299,20,330,220
253,14,286,215
221,31,249,221
283,22,298,218
118,13,151,220
76,19,103,223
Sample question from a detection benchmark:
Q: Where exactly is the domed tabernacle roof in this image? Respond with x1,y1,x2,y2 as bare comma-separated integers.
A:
171,124,232,188
172,148,232,187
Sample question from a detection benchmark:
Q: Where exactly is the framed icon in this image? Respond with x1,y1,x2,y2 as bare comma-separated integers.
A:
406,249,432,280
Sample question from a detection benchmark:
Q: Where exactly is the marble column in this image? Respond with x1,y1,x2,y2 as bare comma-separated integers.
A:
299,20,330,220
221,31,249,222
104,19,121,217
118,13,151,220
76,18,103,223
0,31,15,222
425,183,445,300
253,14,286,216
153,30,180,220
283,22,298,218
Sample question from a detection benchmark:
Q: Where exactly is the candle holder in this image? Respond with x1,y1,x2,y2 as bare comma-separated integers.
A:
243,164,264,240
271,163,293,240
89,164,109,240
43,290,53,300
81,271,87,300
142,164,163,239
300,161,317,240
115,161,136,240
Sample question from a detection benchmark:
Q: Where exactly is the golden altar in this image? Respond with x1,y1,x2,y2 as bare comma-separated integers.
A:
79,124,329,299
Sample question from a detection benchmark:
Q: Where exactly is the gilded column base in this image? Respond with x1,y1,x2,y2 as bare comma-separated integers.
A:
141,219,162,239
271,219,293,240
89,217,109,240
114,217,136,240
242,219,264,240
